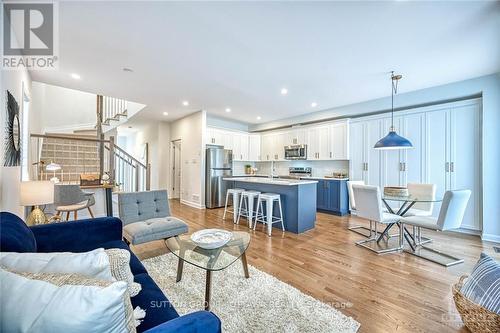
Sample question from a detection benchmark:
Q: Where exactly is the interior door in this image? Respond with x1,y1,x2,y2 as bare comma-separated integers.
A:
449,103,481,230
171,141,181,199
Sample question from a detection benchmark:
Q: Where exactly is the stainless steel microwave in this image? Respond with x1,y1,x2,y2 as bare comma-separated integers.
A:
284,144,307,160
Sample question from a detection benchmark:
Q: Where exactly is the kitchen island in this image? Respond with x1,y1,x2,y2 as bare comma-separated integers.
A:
223,177,318,234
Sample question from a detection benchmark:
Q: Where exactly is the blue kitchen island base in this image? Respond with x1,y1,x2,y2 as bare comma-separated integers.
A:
230,181,317,234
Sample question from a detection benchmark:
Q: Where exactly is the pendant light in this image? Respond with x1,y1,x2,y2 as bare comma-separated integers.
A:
374,72,413,150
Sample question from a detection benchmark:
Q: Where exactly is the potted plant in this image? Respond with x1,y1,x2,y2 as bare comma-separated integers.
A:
244,164,252,175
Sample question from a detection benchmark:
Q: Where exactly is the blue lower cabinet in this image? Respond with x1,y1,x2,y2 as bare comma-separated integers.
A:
316,179,349,216
316,180,328,210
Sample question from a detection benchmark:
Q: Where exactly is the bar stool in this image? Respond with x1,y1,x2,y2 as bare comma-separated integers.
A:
237,190,261,228
254,193,284,236
223,188,245,223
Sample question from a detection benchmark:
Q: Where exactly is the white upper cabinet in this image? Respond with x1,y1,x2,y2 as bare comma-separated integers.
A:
260,134,274,161
274,132,286,160
307,125,330,160
329,120,349,160
349,118,383,186
349,121,366,182
286,128,308,145
248,134,261,161
206,127,251,161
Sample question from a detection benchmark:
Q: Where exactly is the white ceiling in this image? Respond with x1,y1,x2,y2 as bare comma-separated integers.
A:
30,1,500,125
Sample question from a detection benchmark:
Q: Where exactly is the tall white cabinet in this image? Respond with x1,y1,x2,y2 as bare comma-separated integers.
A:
349,99,481,231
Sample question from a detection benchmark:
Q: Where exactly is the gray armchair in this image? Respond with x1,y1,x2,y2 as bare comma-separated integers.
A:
54,184,96,221
117,190,188,245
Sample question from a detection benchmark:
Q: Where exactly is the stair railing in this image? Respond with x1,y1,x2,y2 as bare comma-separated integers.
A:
30,133,150,192
101,96,128,126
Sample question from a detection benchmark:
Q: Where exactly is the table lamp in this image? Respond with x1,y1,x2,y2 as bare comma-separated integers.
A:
20,181,54,225
46,162,61,183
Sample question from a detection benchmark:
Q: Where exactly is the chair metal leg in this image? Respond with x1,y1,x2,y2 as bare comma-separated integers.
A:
236,195,244,225
223,191,230,220
403,225,464,266
356,220,403,254
87,207,95,218
66,212,70,221
266,199,273,237
74,210,78,220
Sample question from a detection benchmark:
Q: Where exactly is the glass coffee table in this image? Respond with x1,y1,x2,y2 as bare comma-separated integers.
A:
165,231,251,310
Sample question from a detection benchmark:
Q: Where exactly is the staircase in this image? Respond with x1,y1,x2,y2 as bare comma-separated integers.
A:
30,93,149,192
99,96,133,133
31,133,150,192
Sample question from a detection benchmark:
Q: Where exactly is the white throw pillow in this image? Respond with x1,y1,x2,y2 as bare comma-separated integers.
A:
0,248,113,280
0,268,135,333
105,249,142,297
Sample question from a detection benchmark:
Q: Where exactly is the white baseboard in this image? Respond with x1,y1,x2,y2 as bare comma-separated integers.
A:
180,199,205,210
455,228,481,236
481,233,500,243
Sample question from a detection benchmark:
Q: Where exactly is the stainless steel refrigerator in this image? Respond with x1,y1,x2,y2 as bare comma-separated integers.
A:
205,147,233,208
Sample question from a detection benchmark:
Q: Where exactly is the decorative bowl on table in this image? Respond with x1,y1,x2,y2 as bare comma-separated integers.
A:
190,229,233,249
384,186,409,197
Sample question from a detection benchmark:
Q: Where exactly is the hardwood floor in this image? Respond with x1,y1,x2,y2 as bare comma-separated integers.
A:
132,199,498,333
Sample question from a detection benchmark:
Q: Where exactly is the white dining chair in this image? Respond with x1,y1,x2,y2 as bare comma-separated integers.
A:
347,180,372,237
400,189,471,266
404,183,436,217
353,184,402,254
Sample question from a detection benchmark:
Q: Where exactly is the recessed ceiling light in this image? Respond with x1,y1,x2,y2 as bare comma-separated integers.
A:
71,73,81,80
311,102,318,108
163,112,168,116
257,116,262,120
182,101,189,106
280,88,288,95
123,67,134,72
225,108,231,113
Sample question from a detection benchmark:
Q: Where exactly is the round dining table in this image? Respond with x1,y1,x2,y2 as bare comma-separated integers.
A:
377,194,443,251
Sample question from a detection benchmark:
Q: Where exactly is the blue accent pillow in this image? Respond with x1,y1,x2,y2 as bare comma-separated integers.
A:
461,252,500,314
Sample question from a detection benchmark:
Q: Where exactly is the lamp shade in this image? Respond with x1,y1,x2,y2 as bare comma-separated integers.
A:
46,162,61,171
374,131,413,150
20,181,54,206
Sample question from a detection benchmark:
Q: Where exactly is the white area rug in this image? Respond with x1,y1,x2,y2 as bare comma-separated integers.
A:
142,254,360,333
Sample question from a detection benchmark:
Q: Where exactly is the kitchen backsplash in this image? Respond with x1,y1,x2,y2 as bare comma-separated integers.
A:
233,160,349,177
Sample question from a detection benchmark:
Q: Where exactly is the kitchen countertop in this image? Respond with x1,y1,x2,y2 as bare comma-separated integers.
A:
223,176,318,186
302,177,349,181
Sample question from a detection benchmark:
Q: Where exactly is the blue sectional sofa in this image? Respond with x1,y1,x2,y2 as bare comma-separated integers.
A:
0,212,221,333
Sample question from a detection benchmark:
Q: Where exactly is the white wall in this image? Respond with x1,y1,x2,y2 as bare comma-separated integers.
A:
207,114,249,132
117,123,161,190
1,67,32,215
31,82,146,134
157,122,171,191
170,111,206,208
31,82,97,133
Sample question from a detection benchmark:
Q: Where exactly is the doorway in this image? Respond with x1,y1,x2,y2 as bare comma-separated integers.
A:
171,140,182,199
